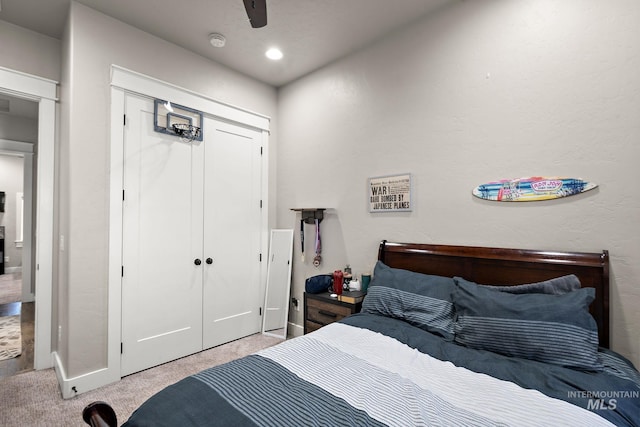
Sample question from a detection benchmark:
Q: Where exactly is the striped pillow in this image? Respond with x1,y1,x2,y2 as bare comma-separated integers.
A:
361,261,455,340
453,279,602,371
598,348,640,385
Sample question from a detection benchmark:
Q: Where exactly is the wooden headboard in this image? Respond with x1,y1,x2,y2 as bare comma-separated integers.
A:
378,241,610,348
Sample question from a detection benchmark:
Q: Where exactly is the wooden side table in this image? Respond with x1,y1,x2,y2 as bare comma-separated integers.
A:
304,291,363,334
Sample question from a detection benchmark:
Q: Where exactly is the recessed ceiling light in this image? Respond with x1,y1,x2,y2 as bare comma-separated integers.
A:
265,48,283,60
209,33,226,48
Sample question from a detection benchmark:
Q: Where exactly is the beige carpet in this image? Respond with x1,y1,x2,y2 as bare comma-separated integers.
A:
0,315,21,361
0,332,283,427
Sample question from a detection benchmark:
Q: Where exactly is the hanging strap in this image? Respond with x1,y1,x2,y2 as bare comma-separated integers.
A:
300,219,305,262
315,219,321,256
313,219,322,267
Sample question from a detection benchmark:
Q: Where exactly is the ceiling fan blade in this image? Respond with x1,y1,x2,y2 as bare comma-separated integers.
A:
242,0,267,28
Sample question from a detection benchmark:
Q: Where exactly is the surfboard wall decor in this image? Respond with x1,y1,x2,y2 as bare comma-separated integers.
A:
473,177,597,202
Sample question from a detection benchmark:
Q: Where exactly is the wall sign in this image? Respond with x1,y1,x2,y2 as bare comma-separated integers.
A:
368,174,412,212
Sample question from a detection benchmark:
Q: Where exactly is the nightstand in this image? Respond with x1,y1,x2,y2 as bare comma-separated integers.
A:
304,291,364,334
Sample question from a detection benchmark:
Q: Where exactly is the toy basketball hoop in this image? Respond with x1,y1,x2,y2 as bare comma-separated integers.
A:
153,99,204,142
172,123,202,143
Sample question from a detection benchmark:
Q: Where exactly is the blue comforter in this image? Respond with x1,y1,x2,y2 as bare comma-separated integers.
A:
123,314,639,426
343,313,640,426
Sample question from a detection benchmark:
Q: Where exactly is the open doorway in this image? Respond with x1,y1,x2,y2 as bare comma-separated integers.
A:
0,93,37,377
0,66,57,372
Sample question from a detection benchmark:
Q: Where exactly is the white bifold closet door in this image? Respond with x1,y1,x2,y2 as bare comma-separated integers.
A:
121,94,263,376
202,119,262,349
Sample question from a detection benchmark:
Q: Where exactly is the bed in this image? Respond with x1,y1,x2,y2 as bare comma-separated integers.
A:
83,241,640,427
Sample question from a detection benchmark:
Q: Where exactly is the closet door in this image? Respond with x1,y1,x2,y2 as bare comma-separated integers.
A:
121,94,204,376
202,118,263,348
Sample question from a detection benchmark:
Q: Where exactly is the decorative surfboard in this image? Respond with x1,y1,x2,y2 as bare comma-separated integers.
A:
473,177,597,202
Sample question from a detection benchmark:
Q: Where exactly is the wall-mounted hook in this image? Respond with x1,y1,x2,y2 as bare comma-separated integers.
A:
291,208,326,224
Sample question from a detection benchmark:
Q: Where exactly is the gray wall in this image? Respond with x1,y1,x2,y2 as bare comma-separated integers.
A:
0,20,61,81
0,115,38,143
277,0,640,366
0,18,60,358
1,0,639,380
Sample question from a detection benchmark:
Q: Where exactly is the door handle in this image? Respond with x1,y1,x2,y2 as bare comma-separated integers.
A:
194,258,202,266
206,258,213,265
318,310,337,318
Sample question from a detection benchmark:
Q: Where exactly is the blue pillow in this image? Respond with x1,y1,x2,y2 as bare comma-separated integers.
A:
453,279,602,371
361,261,455,340
453,275,581,295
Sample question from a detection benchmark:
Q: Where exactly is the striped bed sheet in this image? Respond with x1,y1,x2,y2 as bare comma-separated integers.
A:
124,317,640,426
254,323,614,426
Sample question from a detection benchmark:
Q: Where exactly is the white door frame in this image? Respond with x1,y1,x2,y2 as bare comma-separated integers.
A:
0,66,57,370
108,65,270,384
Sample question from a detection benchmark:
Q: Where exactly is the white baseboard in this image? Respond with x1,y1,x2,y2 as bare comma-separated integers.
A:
287,322,303,338
53,351,119,399
3,266,22,273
